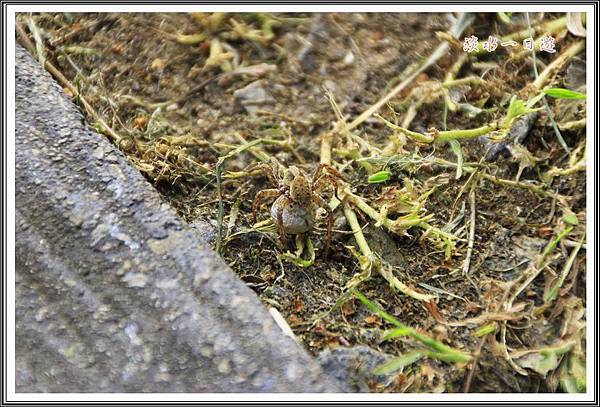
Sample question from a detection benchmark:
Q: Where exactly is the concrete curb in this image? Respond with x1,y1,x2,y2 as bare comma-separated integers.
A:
15,44,341,393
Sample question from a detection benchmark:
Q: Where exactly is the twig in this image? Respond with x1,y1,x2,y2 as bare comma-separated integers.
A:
402,92,437,130
507,225,573,308
341,13,473,133
343,204,437,302
16,21,123,144
433,156,563,201
443,53,469,112
463,335,487,392
558,118,586,131
462,186,476,275
543,234,585,303
434,305,526,327
530,39,585,92
500,322,529,376
233,132,271,163
526,14,584,153
215,137,273,253
443,76,485,88
342,188,461,242
25,16,46,67
378,114,501,144
320,131,334,165
50,16,118,46
497,223,575,374
343,205,372,257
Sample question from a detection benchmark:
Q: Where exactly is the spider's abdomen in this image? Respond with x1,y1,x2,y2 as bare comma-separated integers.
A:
271,195,315,234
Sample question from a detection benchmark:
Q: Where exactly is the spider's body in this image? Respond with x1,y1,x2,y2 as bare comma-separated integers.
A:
252,160,342,253
270,195,315,234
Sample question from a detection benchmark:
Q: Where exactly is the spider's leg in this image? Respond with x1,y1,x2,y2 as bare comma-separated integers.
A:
312,163,345,183
311,163,327,184
246,162,279,187
275,200,289,248
324,204,333,257
312,193,334,256
252,188,279,224
314,173,342,203
326,164,345,181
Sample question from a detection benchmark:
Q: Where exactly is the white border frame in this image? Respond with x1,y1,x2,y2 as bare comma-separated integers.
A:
5,3,596,403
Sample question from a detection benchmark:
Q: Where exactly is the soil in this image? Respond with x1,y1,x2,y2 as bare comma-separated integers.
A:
19,11,587,393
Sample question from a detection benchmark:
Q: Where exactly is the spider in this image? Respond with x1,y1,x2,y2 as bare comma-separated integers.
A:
251,159,342,254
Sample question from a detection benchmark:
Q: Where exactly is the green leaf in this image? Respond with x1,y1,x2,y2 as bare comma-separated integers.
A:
472,323,496,337
559,354,586,393
503,95,528,127
426,351,472,364
542,226,573,258
538,352,559,374
562,213,579,226
368,170,391,183
279,236,315,267
570,356,587,392
543,88,586,100
373,351,424,375
382,327,411,341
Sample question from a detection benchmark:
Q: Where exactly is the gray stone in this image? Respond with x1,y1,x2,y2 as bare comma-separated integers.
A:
318,346,394,392
233,79,275,114
15,44,340,393
481,112,539,161
564,57,586,92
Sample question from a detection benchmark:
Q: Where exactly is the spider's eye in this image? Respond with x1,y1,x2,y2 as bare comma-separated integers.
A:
316,208,327,219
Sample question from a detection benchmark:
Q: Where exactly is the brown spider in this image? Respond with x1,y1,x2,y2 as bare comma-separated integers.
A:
251,159,342,254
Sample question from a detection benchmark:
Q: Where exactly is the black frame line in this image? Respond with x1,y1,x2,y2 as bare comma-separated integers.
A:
1,1,598,405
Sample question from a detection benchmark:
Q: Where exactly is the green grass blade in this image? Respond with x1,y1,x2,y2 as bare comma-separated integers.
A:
543,88,586,100
426,351,472,364
373,351,424,375
352,289,404,328
382,327,411,341
353,290,472,364
472,323,497,337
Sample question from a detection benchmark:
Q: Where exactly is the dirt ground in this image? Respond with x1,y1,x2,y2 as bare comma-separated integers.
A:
18,12,587,393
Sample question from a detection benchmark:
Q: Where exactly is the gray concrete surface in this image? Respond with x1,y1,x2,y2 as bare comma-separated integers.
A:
318,346,393,392
15,44,341,393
